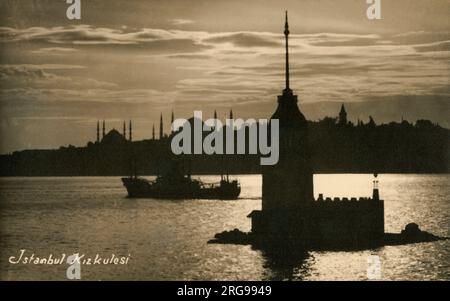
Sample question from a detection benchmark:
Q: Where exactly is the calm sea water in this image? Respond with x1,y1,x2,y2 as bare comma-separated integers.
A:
0,174,449,280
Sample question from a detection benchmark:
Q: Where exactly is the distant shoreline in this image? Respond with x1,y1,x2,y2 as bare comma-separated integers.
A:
2,117,448,176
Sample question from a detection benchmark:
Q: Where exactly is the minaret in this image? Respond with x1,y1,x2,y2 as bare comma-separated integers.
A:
102,120,106,139
284,10,290,92
225,109,234,155
152,124,155,140
96,121,100,143
171,110,175,133
123,121,126,138
159,113,163,139
213,110,218,130
129,120,132,141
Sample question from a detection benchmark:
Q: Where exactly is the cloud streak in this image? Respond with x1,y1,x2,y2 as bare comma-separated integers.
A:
0,64,116,89
170,19,195,26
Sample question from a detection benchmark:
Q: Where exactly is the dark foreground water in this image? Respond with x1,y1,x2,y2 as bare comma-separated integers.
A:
0,174,449,280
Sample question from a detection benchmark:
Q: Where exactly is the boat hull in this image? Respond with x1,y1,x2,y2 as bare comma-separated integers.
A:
122,177,241,200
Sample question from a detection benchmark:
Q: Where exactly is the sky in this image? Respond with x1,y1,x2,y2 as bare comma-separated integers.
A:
0,0,449,153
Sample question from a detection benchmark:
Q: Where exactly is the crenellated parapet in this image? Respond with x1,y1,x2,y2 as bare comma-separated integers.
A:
316,194,381,205
304,190,385,245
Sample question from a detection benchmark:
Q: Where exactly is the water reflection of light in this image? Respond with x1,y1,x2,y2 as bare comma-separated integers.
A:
0,174,449,280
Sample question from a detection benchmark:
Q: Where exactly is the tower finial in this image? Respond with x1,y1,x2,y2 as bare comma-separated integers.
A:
284,10,290,91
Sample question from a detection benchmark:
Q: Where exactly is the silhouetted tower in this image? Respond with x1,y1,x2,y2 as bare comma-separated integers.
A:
338,104,348,126
159,113,163,139
152,124,155,140
96,121,100,142
263,10,313,209
102,120,106,139
229,110,233,120
250,11,314,238
129,120,132,141
123,121,126,138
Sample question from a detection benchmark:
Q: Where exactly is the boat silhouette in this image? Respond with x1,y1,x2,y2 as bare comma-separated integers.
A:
122,153,240,199
122,175,241,199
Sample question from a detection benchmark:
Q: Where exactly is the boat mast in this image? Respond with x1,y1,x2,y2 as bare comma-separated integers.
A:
187,155,191,179
226,162,229,182
221,155,224,182
129,139,137,178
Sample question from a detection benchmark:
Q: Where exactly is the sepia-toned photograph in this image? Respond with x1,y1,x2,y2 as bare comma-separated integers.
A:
0,0,449,286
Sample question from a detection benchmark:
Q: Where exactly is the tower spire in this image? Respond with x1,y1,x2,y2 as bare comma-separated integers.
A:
284,10,290,92
102,120,105,138
123,121,126,138
152,124,155,140
339,104,348,126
